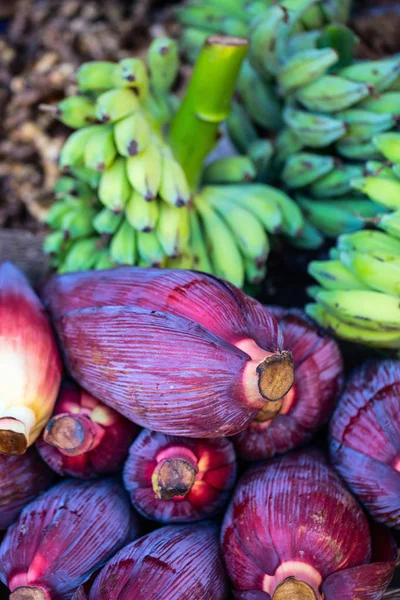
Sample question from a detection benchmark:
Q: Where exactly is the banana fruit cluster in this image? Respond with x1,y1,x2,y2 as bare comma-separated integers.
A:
44,36,303,288
178,0,400,246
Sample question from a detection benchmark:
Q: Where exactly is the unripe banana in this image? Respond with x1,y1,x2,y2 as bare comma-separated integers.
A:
321,0,352,24
54,177,81,196
159,152,191,207
339,109,394,142
176,4,247,36
313,288,400,332
76,61,116,91
93,208,123,235
114,58,150,100
226,100,258,154
365,161,398,181
351,176,400,210
70,167,101,189
61,206,96,240
147,37,179,96
237,60,282,131
114,112,152,157
98,157,131,212
126,144,162,200
180,27,208,62
203,156,257,185
195,192,244,287
308,259,366,291
296,195,364,237
53,96,97,129
189,209,213,274
336,139,381,161
156,203,190,258
110,219,137,265
309,164,363,197
248,139,274,182
338,230,400,258
340,249,400,297
125,190,159,232
300,2,325,29
283,105,346,148
359,92,400,115
330,198,385,219
96,89,140,123
59,126,102,170
296,75,371,112
306,303,400,349
340,58,400,92
94,250,115,271
206,190,270,263
274,127,304,165
244,258,267,285
373,132,400,163
278,48,338,93
287,30,320,55
248,5,288,77
84,125,117,171
59,238,100,273
45,200,77,229
290,219,324,249
167,252,195,270
282,152,335,188
43,230,67,256
378,209,400,240
137,230,166,267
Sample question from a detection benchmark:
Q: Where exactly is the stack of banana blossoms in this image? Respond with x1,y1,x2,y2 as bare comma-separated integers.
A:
1,261,399,599
43,34,304,289
177,0,400,249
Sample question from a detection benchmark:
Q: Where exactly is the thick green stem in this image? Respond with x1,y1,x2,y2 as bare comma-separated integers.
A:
168,35,248,190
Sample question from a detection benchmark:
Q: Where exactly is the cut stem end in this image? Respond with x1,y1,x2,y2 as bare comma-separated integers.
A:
257,351,295,402
43,414,95,456
152,458,198,500
0,418,28,455
273,578,317,600
255,399,284,423
10,587,47,600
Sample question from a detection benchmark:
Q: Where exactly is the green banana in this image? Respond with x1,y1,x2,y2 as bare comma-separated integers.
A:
339,109,394,142
167,252,195,270
207,191,270,263
237,60,282,131
59,238,100,273
290,219,324,249
351,175,400,210
278,48,338,93
282,152,335,188
176,4,247,36
96,88,140,123
156,202,190,258
54,176,81,196
59,126,102,170
317,24,357,69
274,128,304,164
287,30,320,55
321,0,352,24
94,250,115,270
205,184,283,234
306,303,400,349
373,132,400,163
195,192,244,287
283,105,346,148
189,209,213,274
93,208,123,235
180,27,208,62
340,58,400,92
110,219,137,265
203,156,257,184
76,61,116,91
113,112,152,157
248,5,289,77
359,92,400,115
308,259,366,290
226,100,258,154
365,161,398,180
126,144,162,200
313,288,400,331
309,164,363,197
114,58,150,100
248,139,274,182
340,249,400,297
296,195,364,237
147,37,179,96
244,258,267,285
336,138,381,161
296,75,371,112
54,96,97,129
337,230,400,258
159,152,191,207
98,157,131,212
61,206,96,239
70,167,101,189
330,198,385,219
394,164,400,179
45,199,78,229
137,230,166,267
43,230,67,256
378,209,400,239
300,2,325,29
125,190,160,232
84,125,117,171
